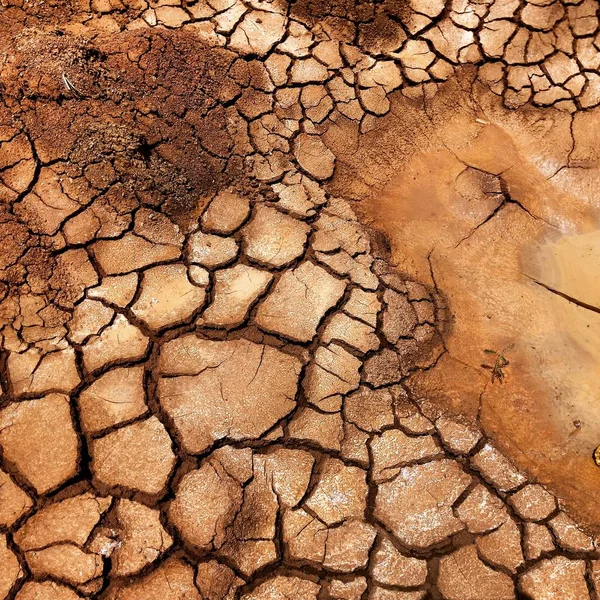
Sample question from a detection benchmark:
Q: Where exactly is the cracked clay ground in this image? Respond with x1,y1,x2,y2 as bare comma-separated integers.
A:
2,0,600,599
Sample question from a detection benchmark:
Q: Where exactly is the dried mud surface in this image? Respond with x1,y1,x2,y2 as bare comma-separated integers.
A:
1,0,600,599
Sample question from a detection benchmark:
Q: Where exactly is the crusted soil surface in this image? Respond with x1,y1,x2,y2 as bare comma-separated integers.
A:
1,0,600,599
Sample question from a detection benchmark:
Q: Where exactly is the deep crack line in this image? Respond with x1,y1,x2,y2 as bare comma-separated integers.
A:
524,274,600,315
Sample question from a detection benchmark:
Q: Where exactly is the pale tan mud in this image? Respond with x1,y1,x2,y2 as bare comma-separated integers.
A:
327,74,600,528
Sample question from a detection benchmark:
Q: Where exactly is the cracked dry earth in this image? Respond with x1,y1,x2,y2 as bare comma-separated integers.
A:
2,0,600,599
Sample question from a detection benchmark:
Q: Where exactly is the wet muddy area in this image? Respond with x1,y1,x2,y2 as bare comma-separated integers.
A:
329,79,600,528
1,0,600,598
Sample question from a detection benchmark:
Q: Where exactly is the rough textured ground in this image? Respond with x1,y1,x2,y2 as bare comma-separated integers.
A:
1,0,600,598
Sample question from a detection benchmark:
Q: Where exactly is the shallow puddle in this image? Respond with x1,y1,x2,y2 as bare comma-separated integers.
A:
328,79,600,529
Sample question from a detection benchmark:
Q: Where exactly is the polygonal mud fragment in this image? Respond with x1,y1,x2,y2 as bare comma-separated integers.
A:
8,191,66,239
303,343,361,412
201,264,273,329
241,204,310,268
14,492,112,551
88,273,138,307
106,499,172,576
322,312,379,354
135,208,184,248
374,459,471,550
50,248,99,309
370,590,426,600
77,365,147,435
523,523,555,561
470,443,526,492
341,422,370,466
238,87,274,120
271,174,323,219
370,429,441,483
288,406,344,451
360,61,403,92
305,457,367,526
68,299,114,345
423,19,475,64
82,314,150,374
520,2,564,31
323,577,367,600
220,540,277,579
372,536,428,588
90,416,176,497
343,288,381,327
315,250,379,291
344,387,395,433
294,134,335,180
168,447,252,553
92,233,182,275
201,189,251,235
283,507,328,566
548,511,594,553
362,348,403,387
266,52,293,86
256,261,346,342
186,231,239,269
312,212,370,256
0,469,32,528
279,21,313,57
196,560,243,600
382,289,418,344
301,85,334,123
218,449,314,577
291,58,329,84
509,484,557,521
14,581,81,600
359,85,390,116
435,416,482,455
0,534,23,599
240,575,321,600
519,556,589,600
260,448,315,508
103,557,202,600
229,11,286,56
398,411,435,435
158,337,301,453
213,1,247,34
188,264,210,286
438,545,515,600
455,484,508,534
480,20,517,58
324,520,377,572
7,347,80,396
131,264,207,331
476,519,524,574
155,5,189,26
0,394,79,495
25,544,103,586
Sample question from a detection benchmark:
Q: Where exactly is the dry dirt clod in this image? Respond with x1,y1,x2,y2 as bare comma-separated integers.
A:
90,416,176,497
158,337,301,452
0,535,23,599
255,261,347,342
374,459,471,549
77,365,148,435
437,545,516,600
0,394,79,495
241,204,310,268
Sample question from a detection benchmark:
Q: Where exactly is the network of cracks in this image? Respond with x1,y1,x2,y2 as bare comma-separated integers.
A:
1,0,600,598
